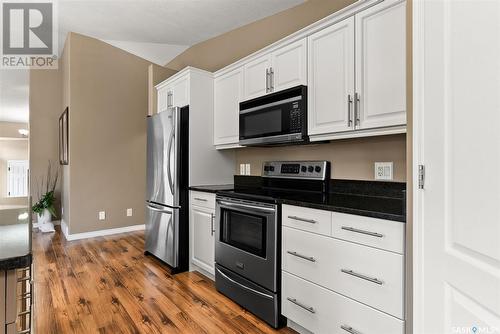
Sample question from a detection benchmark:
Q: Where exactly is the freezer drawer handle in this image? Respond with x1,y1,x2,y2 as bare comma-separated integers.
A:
147,204,173,215
341,324,363,334
341,269,383,285
194,197,208,202
341,226,384,238
286,297,316,314
216,267,273,300
287,251,316,262
287,216,316,224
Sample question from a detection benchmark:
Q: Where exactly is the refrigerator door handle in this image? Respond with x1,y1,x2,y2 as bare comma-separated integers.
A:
166,124,175,195
146,203,173,214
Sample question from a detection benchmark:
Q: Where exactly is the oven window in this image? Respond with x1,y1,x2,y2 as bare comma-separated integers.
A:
221,210,267,258
241,109,282,138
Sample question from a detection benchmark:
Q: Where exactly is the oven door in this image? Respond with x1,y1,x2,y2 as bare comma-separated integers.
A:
215,197,278,292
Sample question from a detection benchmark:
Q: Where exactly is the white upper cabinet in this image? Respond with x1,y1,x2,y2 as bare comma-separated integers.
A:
271,39,307,93
214,67,243,146
157,86,168,113
171,75,189,108
244,54,271,100
355,0,406,130
308,17,355,135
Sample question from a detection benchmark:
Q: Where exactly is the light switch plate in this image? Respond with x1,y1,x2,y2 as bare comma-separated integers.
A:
375,162,393,180
98,211,106,220
126,208,133,217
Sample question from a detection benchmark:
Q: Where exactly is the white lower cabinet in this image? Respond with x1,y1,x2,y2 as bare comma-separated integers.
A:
189,191,216,275
281,205,406,333
282,272,404,334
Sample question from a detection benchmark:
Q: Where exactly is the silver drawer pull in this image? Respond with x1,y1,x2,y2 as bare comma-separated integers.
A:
341,226,384,238
287,297,316,314
194,197,208,202
341,269,383,285
287,251,316,262
288,215,317,224
341,324,363,334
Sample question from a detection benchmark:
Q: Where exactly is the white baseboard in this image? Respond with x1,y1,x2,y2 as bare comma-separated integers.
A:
61,222,145,241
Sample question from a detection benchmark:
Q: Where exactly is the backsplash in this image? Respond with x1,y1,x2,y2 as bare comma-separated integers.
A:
234,134,406,182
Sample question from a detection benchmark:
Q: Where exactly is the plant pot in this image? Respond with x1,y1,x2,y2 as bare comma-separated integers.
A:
38,208,55,233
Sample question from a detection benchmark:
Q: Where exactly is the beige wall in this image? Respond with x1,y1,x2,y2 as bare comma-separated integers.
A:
236,134,406,181
0,139,28,205
0,122,29,139
29,67,62,215
166,0,356,72
63,33,153,234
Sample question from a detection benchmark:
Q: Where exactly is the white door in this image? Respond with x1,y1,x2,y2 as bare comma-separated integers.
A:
355,0,406,130
172,76,189,108
7,160,28,198
271,38,307,93
244,54,271,100
308,17,355,135
190,205,215,274
413,1,500,334
214,67,243,146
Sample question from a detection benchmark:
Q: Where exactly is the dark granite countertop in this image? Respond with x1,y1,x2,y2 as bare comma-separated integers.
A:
0,206,32,270
189,184,234,194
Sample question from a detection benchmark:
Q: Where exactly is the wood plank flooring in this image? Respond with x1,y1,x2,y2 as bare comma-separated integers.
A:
33,227,296,334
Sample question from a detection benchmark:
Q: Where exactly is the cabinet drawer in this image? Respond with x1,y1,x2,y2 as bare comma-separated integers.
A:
283,227,404,318
282,205,331,236
190,191,216,209
282,272,404,334
331,212,405,254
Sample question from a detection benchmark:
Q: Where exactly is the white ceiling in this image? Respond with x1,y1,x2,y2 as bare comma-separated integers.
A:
1,0,305,123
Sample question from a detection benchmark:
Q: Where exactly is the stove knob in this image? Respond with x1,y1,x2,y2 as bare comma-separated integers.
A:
307,166,314,173
315,166,322,173
301,166,307,173
269,166,275,172
264,165,270,172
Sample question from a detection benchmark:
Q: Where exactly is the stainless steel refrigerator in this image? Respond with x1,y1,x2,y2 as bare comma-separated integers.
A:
145,106,189,273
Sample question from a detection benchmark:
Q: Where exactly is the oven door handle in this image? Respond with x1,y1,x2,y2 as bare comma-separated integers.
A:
217,200,276,213
216,267,274,300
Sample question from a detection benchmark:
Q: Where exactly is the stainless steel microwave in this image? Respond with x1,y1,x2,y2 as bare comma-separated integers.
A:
239,85,307,146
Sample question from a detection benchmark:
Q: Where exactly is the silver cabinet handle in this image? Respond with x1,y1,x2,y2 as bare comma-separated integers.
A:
341,325,363,334
354,92,360,126
286,297,315,314
341,226,384,238
270,67,274,92
347,94,353,127
287,215,316,224
194,197,208,202
266,68,270,93
287,251,316,262
341,269,383,285
210,214,215,236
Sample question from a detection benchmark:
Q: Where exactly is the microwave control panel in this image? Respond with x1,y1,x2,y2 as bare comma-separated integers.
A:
289,102,302,132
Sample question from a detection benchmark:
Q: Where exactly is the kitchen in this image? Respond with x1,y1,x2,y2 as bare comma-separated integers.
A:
1,0,498,333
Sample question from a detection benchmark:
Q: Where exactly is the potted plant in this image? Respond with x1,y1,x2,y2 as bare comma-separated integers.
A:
32,162,59,233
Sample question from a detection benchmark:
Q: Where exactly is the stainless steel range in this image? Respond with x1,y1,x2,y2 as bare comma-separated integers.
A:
214,160,330,328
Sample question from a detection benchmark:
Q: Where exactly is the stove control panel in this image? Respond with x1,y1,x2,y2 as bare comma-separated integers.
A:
262,161,330,180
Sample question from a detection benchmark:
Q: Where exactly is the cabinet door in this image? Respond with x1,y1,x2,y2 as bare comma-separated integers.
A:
243,54,271,100
355,0,406,130
271,38,307,92
190,205,215,274
308,17,355,135
157,86,169,113
214,67,243,146
172,76,189,108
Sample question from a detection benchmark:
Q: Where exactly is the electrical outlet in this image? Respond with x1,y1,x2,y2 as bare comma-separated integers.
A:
245,163,251,175
126,208,133,217
98,211,106,221
375,162,393,180
240,163,245,175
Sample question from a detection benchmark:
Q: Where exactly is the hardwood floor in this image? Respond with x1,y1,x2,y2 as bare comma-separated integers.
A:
33,227,296,334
